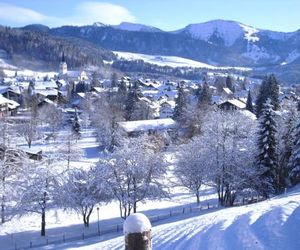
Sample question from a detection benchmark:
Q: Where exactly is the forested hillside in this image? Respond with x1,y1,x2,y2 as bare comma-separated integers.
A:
0,26,115,68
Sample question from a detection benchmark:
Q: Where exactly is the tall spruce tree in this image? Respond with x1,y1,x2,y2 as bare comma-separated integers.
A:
257,99,278,197
195,85,202,100
246,90,254,113
173,82,187,121
256,74,280,117
198,82,212,107
125,81,140,121
225,76,235,93
288,114,300,185
111,73,118,88
72,109,81,136
279,110,296,188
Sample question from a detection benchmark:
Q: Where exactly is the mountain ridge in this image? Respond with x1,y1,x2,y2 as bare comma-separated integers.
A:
7,20,300,83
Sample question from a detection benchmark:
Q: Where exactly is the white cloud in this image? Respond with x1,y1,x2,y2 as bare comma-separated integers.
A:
0,1,136,27
0,3,45,24
74,2,136,25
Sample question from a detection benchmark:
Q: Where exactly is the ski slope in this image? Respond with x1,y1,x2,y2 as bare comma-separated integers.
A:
113,51,251,71
49,187,300,250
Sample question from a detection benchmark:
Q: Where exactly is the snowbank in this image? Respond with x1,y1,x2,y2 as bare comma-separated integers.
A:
64,187,300,250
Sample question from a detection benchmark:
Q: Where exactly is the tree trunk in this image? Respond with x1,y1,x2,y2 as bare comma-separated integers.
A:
83,216,88,227
41,191,47,236
196,190,200,205
133,202,137,213
1,194,4,224
1,178,5,224
85,207,93,227
41,208,46,236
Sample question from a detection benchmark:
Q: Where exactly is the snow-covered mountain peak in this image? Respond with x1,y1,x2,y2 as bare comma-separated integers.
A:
175,19,260,46
112,22,162,32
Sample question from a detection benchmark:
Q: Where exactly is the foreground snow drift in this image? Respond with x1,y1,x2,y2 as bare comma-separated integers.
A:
54,188,300,250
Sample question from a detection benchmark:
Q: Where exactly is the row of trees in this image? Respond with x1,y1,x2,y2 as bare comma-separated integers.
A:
0,133,168,235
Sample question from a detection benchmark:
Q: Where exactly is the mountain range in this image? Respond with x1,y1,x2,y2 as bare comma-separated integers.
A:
3,19,300,84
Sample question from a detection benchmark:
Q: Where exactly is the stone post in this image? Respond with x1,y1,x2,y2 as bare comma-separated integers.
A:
124,213,152,250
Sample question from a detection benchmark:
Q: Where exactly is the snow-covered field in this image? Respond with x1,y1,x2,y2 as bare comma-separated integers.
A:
113,51,252,71
42,187,300,250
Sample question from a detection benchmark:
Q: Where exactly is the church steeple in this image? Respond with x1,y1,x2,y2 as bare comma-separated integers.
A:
59,52,67,75
61,52,66,63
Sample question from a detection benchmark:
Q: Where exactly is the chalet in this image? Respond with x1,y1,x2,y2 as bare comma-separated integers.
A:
0,94,20,117
218,99,246,111
118,118,177,137
160,101,175,118
3,86,22,102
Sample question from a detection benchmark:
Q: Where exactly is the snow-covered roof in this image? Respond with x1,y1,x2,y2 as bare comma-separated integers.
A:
142,90,159,96
118,118,177,133
0,94,20,109
223,99,246,109
35,89,58,97
35,80,57,89
77,92,86,99
0,86,9,94
223,87,233,95
67,71,81,78
8,85,22,95
41,98,55,105
160,100,176,108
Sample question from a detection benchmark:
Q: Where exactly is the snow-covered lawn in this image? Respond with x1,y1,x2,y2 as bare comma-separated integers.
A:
34,187,300,250
113,51,251,71
0,185,216,250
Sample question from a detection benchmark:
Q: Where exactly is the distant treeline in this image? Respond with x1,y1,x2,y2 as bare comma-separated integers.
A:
112,59,249,80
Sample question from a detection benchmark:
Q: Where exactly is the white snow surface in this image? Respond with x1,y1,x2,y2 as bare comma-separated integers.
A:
281,50,300,65
112,22,161,32
113,51,251,71
52,187,300,250
174,20,259,46
123,213,152,234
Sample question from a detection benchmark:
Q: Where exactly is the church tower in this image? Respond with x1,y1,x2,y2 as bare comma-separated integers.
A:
59,52,67,75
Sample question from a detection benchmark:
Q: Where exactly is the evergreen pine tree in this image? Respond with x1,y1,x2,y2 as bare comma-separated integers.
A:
125,81,140,121
198,82,212,107
225,76,235,93
173,82,186,121
246,90,254,113
91,71,101,88
72,109,81,136
280,110,296,188
256,99,278,197
195,85,202,100
288,114,300,185
111,73,118,88
256,74,280,117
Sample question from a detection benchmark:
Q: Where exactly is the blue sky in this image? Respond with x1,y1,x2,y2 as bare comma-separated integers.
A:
0,0,299,31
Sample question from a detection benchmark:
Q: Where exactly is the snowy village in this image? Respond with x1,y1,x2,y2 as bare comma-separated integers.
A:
1,1,300,250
